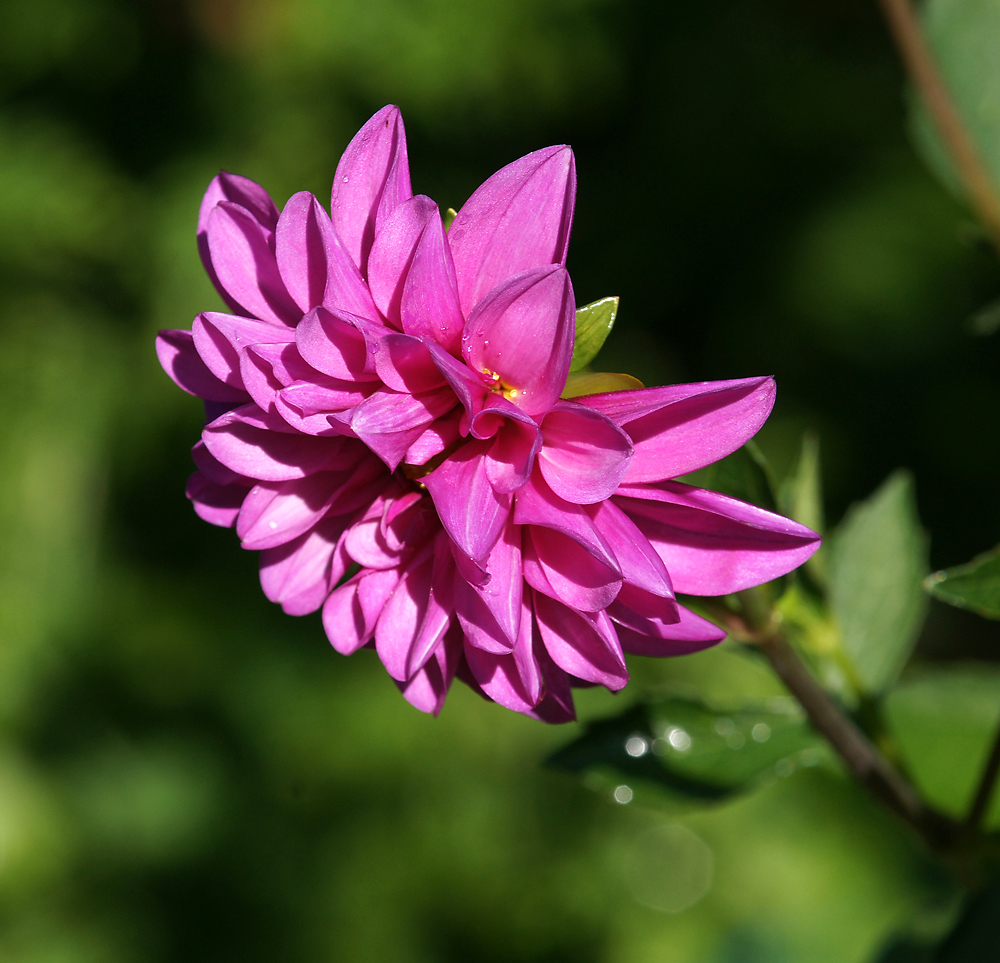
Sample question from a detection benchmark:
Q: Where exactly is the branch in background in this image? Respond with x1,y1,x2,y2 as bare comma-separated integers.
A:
878,0,1000,255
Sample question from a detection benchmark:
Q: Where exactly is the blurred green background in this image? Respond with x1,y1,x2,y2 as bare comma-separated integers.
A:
1,0,999,960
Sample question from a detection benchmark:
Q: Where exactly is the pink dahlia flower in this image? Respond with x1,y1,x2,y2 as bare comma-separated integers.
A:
156,105,820,722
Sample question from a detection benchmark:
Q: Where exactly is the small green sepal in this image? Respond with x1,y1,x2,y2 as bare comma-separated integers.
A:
570,296,619,373
561,371,643,399
442,207,457,232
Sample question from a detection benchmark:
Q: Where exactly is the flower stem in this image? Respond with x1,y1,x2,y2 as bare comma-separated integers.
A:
877,0,1000,254
965,716,1000,832
756,632,957,851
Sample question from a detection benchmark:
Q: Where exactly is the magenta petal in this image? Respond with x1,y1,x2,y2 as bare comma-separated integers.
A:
463,601,542,712
198,172,279,311
376,546,438,681
296,306,375,381
156,329,248,403
275,191,337,314
525,642,577,724
471,396,541,494
513,471,619,574
372,334,446,394
397,622,461,716
614,481,821,595
462,265,574,418
582,377,776,481
192,312,295,390
612,602,725,656
403,409,462,466
331,105,413,275
351,385,457,470
426,341,488,419
423,440,512,562
401,210,465,353
203,403,352,481
538,402,633,504
449,145,575,315
367,195,438,327
259,520,350,616
276,379,371,436
237,473,342,550
589,499,674,602
323,568,400,655
185,471,248,527
471,515,523,645
533,593,628,691
206,202,300,326
524,526,621,612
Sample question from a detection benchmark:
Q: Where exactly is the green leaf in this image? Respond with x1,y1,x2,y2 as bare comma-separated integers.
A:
827,471,929,693
779,432,824,536
561,370,643,398
925,544,1000,620
547,693,822,806
569,296,618,373
884,665,1000,825
911,0,1000,202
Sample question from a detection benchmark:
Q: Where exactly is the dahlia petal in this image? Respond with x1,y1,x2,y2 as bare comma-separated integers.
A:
237,472,344,550
582,377,776,481
198,172,279,312
426,341,488,419
259,519,352,616
203,403,353,481
463,600,542,712
191,440,253,486
376,546,437,681
423,440,512,561
351,385,457,471
367,195,438,326
323,568,400,655
400,210,465,353
614,481,821,595
613,604,726,656
156,329,248,403
296,306,377,382
403,409,462,466
455,580,517,655
331,105,412,275
533,593,628,691
471,396,541,494
344,517,398,569
471,515,523,645
185,471,247,528
513,471,619,574
275,191,337,314
397,622,461,716
372,334,446,394
589,499,674,602
449,145,575,314
537,402,633,503
206,202,299,326
462,265,574,418
524,526,622,612
526,642,577,724
192,312,294,390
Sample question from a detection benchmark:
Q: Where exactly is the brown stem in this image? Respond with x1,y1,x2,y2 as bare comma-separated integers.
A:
965,717,1000,831
757,632,957,851
878,0,1000,254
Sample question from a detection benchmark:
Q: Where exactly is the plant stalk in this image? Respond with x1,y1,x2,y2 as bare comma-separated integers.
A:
965,717,1000,832
878,0,1000,254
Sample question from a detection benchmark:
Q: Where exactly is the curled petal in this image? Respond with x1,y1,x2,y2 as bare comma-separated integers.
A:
351,386,457,471
323,567,400,656
156,329,247,403
296,306,378,382
533,593,628,691
612,604,726,656
237,472,344,550
581,377,776,481
185,471,248,528
372,334,446,394
401,210,465,353
203,403,357,481
589,499,673,604
471,396,541,494
275,379,372,436
538,402,633,504
206,202,299,326
275,191,337,314
449,145,575,314
367,195,438,327
192,312,294,390
424,440,511,562
614,481,821,595
259,518,353,616
462,265,574,418
463,598,542,712
331,104,412,276
397,622,462,716
523,526,622,612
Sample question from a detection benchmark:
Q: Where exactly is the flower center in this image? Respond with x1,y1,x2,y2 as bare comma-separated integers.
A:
482,368,523,402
